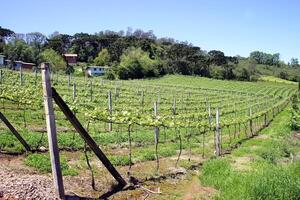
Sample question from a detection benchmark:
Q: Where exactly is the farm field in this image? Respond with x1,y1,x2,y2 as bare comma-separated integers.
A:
0,69,297,199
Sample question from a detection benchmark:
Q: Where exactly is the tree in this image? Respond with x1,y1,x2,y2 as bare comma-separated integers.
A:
291,58,299,67
3,39,35,63
40,49,66,71
208,50,227,66
26,32,47,52
0,26,14,52
118,47,160,79
93,48,110,66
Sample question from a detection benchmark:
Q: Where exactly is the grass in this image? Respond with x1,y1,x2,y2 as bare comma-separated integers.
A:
259,75,297,85
201,158,300,200
199,104,300,199
25,153,78,176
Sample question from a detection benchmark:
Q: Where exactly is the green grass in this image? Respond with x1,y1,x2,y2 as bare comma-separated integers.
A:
201,158,300,200
24,153,78,176
259,75,297,85
199,105,300,200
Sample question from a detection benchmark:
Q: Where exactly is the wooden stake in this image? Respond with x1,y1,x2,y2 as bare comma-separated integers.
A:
215,108,221,156
0,112,31,151
41,63,65,200
249,107,253,137
172,97,176,115
108,90,112,132
51,88,126,187
73,83,76,101
20,65,23,85
154,101,159,171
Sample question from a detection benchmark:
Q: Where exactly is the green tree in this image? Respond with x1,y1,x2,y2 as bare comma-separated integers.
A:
118,47,160,79
291,58,299,67
40,49,66,71
93,48,110,66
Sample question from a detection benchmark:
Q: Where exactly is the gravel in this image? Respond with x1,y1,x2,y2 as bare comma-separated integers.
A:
0,166,58,200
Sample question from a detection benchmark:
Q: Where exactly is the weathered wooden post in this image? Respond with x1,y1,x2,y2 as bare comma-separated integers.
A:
154,101,159,171
41,63,65,199
67,73,71,92
0,69,2,84
172,97,176,115
208,103,212,130
108,90,113,132
249,107,253,137
34,69,38,86
141,90,144,107
215,108,221,156
20,65,23,85
73,83,76,101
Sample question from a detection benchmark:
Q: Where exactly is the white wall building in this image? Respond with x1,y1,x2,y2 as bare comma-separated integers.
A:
0,55,5,66
86,66,109,76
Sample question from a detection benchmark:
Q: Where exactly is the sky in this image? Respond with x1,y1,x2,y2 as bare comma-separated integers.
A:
1,0,300,62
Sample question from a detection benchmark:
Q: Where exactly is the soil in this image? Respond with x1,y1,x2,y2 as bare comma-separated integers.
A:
0,151,216,200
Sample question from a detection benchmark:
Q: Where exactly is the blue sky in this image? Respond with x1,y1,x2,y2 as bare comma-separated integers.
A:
1,0,299,62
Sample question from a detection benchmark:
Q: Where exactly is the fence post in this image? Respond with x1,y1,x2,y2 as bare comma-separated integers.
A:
249,107,253,137
154,101,159,171
41,63,65,200
73,83,76,101
20,65,23,85
215,108,221,156
108,90,112,132
0,69,2,84
173,97,176,115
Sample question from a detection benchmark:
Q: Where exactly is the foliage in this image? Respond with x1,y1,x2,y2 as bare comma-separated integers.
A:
117,47,160,79
291,94,300,130
93,48,110,66
40,49,66,71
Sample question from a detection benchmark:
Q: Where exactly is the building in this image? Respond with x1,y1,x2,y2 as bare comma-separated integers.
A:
21,62,36,70
63,54,77,65
12,61,35,71
86,66,109,76
0,55,5,66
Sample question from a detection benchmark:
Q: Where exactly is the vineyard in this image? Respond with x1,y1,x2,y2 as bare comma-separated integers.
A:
0,68,297,199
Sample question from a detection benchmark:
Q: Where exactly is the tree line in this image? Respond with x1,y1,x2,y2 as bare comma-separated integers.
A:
0,26,298,81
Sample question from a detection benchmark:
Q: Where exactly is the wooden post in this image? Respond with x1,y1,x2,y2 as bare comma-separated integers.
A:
67,74,71,92
51,88,127,187
249,107,253,137
154,101,159,171
0,69,2,84
172,97,176,115
0,112,31,151
108,90,112,132
41,63,65,200
141,90,144,107
34,69,38,86
208,103,212,130
264,113,267,127
73,83,76,101
215,108,221,156
20,65,23,85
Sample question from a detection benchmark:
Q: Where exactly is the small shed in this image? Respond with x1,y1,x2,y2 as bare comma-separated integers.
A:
0,55,5,66
86,66,109,76
13,61,35,71
22,62,36,70
63,54,77,65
